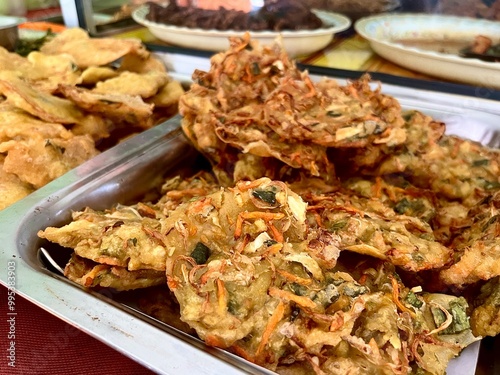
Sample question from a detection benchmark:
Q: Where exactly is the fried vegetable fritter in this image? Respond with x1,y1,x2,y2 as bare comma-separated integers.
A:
179,34,408,182
0,156,34,210
470,276,500,337
92,71,169,99
161,179,476,373
38,172,219,272
57,84,154,127
0,71,85,124
40,28,148,69
0,103,99,188
38,34,500,375
440,191,500,287
0,28,184,210
375,113,500,208
64,253,166,291
305,191,452,272
39,204,169,271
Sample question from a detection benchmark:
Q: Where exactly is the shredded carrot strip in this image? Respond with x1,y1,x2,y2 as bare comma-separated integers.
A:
167,276,179,290
200,262,225,284
83,265,108,287
256,300,285,357
216,278,227,315
313,211,323,228
277,269,312,286
235,211,285,239
166,187,208,200
19,22,66,33
386,185,398,202
230,344,255,362
170,255,197,283
234,33,251,52
234,214,245,239
347,86,360,100
243,64,253,83
304,76,316,98
187,197,212,215
137,202,157,218
235,234,250,253
451,141,461,158
202,292,211,313
372,177,382,199
390,276,416,318
269,287,316,310
205,334,226,348
243,212,286,220
329,311,345,331
267,221,284,243
264,242,283,257
411,336,424,365
289,151,302,164
235,178,266,191
307,195,336,203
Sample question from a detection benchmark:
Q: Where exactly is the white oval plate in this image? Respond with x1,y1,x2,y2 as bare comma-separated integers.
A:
355,14,500,88
132,4,351,57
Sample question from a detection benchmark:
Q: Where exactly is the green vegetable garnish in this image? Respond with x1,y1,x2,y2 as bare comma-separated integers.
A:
15,29,56,57
190,242,211,264
252,189,277,205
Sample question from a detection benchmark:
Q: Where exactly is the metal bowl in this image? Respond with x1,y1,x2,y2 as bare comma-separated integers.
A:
0,15,26,51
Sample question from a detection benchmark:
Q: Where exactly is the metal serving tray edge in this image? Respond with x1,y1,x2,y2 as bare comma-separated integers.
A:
1,51,500,374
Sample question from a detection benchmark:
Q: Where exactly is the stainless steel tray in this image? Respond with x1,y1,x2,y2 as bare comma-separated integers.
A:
1,51,500,374
0,116,273,374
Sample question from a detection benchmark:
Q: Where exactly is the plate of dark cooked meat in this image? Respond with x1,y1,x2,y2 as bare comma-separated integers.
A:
132,0,351,57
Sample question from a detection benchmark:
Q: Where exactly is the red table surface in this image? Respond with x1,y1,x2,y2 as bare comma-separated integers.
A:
0,284,155,375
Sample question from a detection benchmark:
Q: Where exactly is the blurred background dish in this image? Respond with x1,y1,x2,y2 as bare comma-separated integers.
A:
132,4,351,57
355,13,500,88
304,0,400,20
0,15,26,50
439,0,500,20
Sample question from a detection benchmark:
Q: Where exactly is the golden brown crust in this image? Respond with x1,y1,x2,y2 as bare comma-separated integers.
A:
37,35,500,375
64,253,166,291
0,28,183,210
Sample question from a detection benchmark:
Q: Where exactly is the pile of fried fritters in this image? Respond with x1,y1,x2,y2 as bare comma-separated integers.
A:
0,28,184,210
39,35,500,374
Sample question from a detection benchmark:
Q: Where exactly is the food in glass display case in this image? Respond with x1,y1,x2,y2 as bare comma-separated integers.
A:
39,34,500,375
0,27,184,210
306,0,401,19
440,0,500,20
145,0,325,31
460,34,500,62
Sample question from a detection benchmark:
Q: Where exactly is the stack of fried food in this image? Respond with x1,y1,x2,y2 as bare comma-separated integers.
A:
0,28,184,210
39,34,500,374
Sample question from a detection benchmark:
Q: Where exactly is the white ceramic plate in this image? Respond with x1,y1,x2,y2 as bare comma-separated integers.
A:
355,14,500,88
132,4,351,57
